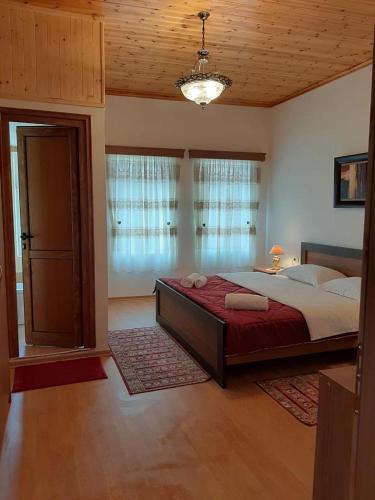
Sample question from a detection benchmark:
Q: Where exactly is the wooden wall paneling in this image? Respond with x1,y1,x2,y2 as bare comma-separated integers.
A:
83,18,93,102
24,8,37,98
70,16,83,101
0,1,104,107
34,11,49,98
0,4,12,97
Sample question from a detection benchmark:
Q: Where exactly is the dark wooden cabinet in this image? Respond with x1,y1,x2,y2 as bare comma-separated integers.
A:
313,366,357,500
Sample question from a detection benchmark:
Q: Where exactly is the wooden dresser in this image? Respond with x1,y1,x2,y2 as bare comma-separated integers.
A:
313,365,357,500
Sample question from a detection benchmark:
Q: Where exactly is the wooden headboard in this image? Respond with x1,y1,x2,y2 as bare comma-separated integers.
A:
301,242,362,277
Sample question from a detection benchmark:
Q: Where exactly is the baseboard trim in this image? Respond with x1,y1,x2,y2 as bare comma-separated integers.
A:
10,347,112,368
108,295,155,301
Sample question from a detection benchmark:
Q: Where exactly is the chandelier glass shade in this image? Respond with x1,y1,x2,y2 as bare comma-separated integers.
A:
175,12,232,108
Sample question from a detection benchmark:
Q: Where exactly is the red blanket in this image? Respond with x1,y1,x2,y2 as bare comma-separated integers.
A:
161,276,310,357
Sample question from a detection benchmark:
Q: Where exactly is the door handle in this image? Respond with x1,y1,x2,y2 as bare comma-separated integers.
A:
20,232,34,241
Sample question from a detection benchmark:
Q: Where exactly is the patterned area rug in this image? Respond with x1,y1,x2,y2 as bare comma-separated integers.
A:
108,325,210,394
257,373,319,426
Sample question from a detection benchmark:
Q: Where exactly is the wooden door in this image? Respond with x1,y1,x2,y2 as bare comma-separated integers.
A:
0,165,10,444
353,46,375,500
17,127,82,348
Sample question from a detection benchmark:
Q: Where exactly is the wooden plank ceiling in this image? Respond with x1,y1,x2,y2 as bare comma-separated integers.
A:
12,0,375,106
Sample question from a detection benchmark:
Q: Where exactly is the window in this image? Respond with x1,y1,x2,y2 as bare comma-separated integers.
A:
194,158,260,269
106,154,179,273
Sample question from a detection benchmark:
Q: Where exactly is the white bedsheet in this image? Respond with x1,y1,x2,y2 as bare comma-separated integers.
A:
217,272,359,341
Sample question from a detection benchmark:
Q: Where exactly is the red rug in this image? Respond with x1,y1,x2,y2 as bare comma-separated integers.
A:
257,373,319,426
12,357,107,393
108,325,210,394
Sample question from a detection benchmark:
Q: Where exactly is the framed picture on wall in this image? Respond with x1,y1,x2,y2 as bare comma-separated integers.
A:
334,153,368,207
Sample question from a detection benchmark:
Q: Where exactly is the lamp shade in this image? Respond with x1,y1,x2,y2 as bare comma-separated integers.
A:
269,245,284,255
180,78,225,107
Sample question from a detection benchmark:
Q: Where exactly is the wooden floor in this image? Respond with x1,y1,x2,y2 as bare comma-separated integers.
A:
0,297,354,500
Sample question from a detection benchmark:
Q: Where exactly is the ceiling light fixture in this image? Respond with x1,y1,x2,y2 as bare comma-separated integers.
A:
175,11,232,108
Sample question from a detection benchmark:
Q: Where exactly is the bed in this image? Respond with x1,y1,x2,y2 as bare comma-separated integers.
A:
155,243,362,387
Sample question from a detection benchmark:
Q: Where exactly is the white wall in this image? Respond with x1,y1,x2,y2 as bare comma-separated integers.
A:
0,98,108,350
267,66,372,267
105,96,272,297
106,66,372,296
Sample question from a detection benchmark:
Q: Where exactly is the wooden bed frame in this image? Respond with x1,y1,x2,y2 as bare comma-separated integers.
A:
156,243,362,387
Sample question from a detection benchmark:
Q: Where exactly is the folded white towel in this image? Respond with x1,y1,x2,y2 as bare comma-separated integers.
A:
225,293,269,311
180,273,201,288
195,275,208,289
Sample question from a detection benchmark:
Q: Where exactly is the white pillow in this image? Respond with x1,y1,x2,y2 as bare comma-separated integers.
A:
320,277,361,301
278,264,345,287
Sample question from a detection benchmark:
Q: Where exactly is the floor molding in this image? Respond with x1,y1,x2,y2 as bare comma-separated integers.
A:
10,347,111,368
108,295,155,301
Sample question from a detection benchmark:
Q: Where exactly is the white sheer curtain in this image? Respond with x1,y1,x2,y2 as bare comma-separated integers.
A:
194,158,260,269
10,147,23,275
107,154,180,273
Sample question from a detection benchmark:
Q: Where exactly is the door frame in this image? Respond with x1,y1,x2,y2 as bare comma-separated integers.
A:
0,145,10,445
0,107,96,358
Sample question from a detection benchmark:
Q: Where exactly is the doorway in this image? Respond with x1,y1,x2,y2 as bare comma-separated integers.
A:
10,121,51,357
0,108,96,358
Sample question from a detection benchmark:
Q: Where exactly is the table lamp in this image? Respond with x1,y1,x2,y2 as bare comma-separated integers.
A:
269,245,284,270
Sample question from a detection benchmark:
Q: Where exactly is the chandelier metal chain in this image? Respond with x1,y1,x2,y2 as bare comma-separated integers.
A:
201,12,206,51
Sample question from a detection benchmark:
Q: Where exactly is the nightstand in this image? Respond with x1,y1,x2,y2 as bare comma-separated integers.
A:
253,266,281,275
